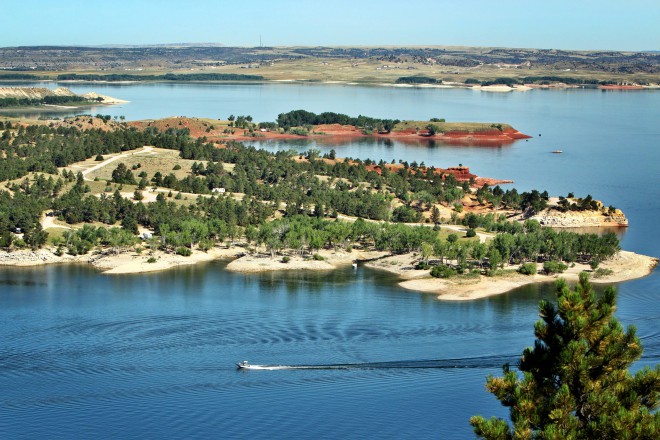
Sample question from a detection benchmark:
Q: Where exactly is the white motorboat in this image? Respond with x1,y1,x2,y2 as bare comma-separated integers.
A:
236,360,288,370
236,360,251,369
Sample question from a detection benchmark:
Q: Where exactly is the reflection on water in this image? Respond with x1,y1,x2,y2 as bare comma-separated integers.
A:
0,263,554,439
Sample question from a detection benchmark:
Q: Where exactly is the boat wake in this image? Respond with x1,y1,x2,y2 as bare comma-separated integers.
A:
238,354,518,371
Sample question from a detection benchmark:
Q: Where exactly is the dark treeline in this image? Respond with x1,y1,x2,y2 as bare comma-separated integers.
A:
55,73,264,81
0,95,92,108
469,76,614,86
276,110,400,132
395,76,440,84
396,76,617,87
0,73,42,80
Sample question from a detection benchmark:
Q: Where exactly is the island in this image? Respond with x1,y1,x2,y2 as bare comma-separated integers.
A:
128,111,531,147
0,112,655,301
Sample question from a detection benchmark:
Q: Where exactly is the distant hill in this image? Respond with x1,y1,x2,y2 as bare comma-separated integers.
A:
1,45,658,74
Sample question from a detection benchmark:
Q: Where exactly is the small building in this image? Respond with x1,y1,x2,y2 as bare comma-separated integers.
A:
212,188,226,194
141,232,154,240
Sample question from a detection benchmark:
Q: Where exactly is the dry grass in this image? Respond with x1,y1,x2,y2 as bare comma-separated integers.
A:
394,120,514,132
180,58,660,85
83,148,198,182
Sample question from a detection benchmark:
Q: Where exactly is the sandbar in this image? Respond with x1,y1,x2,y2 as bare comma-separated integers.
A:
366,251,658,301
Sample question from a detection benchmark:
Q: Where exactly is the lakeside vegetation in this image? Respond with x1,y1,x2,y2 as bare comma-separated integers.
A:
0,95,102,108
0,118,622,277
55,73,265,82
276,109,400,133
0,73,264,82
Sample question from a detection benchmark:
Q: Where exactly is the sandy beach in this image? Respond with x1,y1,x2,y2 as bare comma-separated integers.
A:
225,248,387,273
1,245,654,300
366,250,658,301
0,246,243,274
0,245,387,275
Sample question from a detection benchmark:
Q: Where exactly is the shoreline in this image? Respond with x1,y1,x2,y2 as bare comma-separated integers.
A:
0,246,243,274
2,77,659,90
365,251,658,301
227,127,531,144
1,245,655,301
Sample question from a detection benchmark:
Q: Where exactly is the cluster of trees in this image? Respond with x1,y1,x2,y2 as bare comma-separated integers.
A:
276,110,400,133
0,95,91,108
54,224,138,256
0,73,41,80
457,214,620,264
253,216,619,272
556,194,605,212
395,76,440,84
55,73,264,81
465,76,621,86
249,216,438,257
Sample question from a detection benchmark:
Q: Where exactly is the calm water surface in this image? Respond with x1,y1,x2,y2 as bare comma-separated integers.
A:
1,83,659,439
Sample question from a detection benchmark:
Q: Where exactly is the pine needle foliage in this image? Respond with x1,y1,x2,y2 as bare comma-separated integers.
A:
471,272,660,439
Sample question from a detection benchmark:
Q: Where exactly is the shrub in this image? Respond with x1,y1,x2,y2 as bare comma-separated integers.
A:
463,270,481,279
147,257,157,263
430,265,456,278
593,268,614,278
173,164,182,170
415,261,430,270
543,260,568,275
175,246,192,256
95,154,104,161
466,228,477,238
198,239,214,252
391,205,422,223
312,253,325,261
281,256,291,263
518,262,538,275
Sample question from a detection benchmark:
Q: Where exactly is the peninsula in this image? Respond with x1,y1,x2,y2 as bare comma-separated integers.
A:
0,113,654,300
0,87,127,111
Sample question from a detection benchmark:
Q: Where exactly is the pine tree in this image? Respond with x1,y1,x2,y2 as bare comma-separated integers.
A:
471,272,660,439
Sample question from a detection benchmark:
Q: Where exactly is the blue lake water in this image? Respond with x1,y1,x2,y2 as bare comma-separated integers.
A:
1,82,659,439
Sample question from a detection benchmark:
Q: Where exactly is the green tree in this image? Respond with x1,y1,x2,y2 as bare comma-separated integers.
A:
23,223,48,250
471,273,660,439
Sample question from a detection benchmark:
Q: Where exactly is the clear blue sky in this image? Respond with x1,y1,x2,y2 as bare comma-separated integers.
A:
2,0,658,51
